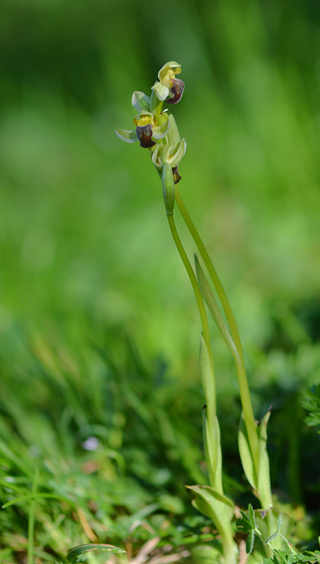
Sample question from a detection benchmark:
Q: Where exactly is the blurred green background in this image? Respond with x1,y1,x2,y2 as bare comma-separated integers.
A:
1,0,320,374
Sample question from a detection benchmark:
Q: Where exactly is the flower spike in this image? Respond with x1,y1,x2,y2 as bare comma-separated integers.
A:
116,61,186,180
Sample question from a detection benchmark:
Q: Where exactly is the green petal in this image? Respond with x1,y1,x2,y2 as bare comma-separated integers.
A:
151,81,169,101
168,139,187,166
115,129,137,143
152,143,170,170
151,144,162,169
153,115,170,139
132,91,151,112
167,114,181,147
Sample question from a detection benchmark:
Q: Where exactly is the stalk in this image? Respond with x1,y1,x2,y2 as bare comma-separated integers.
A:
166,214,215,429
175,186,260,472
166,212,236,563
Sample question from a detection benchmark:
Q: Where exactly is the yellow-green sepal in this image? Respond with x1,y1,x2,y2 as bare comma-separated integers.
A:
152,139,186,172
167,114,181,147
115,129,137,143
152,81,169,101
132,91,151,112
153,113,170,139
158,61,181,82
169,138,187,167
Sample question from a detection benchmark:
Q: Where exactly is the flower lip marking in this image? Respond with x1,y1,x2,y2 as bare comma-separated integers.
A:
136,124,156,148
166,79,185,105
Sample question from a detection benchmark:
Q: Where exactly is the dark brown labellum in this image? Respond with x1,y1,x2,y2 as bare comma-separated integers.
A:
166,79,185,105
172,166,182,184
136,124,156,148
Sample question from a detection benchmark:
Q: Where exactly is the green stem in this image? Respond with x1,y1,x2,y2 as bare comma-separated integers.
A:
166,214,214,406
175,186,243,357
221,533,237,564
175,186,260,476
165,198,236,562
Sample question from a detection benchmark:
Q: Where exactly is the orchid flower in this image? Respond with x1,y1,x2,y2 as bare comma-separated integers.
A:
152,61,185,104
116,111,170,148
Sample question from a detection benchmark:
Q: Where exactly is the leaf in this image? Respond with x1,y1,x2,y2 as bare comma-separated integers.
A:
236,505,257,554
186,485,234,540
238,409,273,507
257,409,272,505
238,413,257,491
199,336,223,493
236,510,253,534
248,503,256,529
265,514,282,544
246,528,255,554
67,544,126,563
301,385,320,430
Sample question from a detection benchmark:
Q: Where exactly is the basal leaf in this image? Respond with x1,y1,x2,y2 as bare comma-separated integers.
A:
186,485,234,540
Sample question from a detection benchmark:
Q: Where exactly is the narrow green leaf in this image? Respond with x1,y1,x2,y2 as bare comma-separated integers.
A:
2,492,72,509
257,409,272,507
199,337,223,493
67,544,126,562
195,256,238,361
265,529,279,544
238,413,257,490
199,336,216,420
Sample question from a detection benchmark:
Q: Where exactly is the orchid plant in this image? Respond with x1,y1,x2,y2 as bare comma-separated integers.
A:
116,62,279,564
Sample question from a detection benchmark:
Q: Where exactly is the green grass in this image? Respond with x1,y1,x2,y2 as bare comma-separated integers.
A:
1,322,320,562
